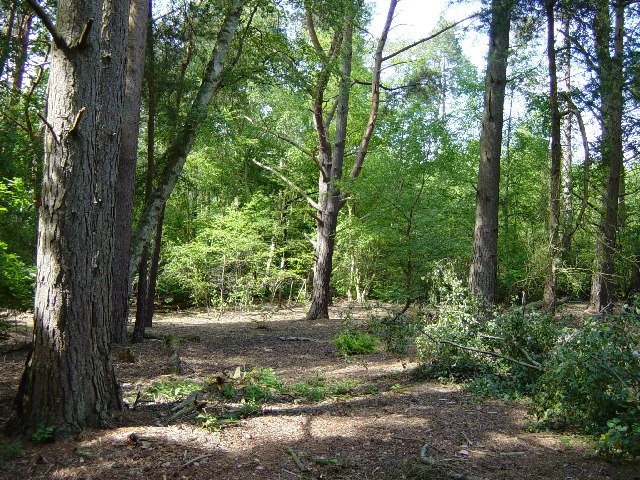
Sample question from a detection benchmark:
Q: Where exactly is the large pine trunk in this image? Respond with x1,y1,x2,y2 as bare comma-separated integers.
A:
588,2,624,312
468,0,512,305
11,0,128,437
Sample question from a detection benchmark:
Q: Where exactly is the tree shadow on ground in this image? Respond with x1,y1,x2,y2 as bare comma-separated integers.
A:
1,306,639,479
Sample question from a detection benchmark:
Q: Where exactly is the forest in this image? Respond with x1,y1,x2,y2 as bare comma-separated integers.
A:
0,0,639,478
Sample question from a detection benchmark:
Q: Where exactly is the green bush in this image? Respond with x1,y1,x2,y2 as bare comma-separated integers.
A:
146,379,201,401
531,303,640,459
0,242,34,311
375,264,640,459
243,367,284,401
333,329,379,355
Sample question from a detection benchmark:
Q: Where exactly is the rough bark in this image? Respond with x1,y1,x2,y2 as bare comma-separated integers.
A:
11,0,129,438
144,205,164,325
468,0,513,305
0,2,16,79
132,15,156,343
128,0,243,282
588,1,624,312
111,0,150,343
543,0,562,309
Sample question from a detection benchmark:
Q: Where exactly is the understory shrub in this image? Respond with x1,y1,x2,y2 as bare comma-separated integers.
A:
0,242,34,311
531,303,640,459
373,262,640,459
333,329,379,355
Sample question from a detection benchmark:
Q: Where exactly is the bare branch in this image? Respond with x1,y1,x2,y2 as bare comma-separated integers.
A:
252,158,320,211
25,0,68,50
305,6,324,56
383,14,479,62
562,93,591,244
420,329,544,371
348,0,398,181
243,115,315,159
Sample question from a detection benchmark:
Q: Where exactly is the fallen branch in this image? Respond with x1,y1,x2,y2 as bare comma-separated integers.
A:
420,330,543,371
419,444,489,480
168,390,203,422
285,445,310,472
177,453,215,472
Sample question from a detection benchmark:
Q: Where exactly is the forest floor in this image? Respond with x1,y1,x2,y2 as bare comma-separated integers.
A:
0,303,639,480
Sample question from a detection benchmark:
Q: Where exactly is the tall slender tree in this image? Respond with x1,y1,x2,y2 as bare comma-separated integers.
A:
542,0,562,308
588,0,625,312
111,0,150,343
469,0,514,305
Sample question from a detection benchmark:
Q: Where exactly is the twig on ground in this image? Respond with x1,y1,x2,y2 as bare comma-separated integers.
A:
286,445,310,472
177,453,215,471
419,444,490,480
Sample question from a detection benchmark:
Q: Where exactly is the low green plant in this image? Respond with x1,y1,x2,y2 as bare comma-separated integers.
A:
197,411,240,432
329,378,361,396
291,382,327,401
333,329,379,355
236,401,261,417
146,379,201,401
243,367,284,402
0,437,22,471
31,424,56,443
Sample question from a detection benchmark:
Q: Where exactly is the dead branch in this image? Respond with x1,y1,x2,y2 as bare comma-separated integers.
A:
383,14,479,62
420,444,490,480
177,453,215,472
168,390,203,422
252,158,320,211
243,115,316,161
25,0,68,50
420,330,543,371
286,446,310,472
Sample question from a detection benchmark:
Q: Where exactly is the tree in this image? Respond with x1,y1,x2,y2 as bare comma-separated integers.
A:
10,0,129,437
542,0,562,308
127,0,244,291
469,0,514,305
111,0,151,343
588,0,624,312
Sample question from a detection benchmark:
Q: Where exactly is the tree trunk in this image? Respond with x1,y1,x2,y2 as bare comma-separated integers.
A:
543,0,562,309
144,205,164,326
128,0,243,282
12,0,129,438
306,0,396,319
111,0,150,343
10,13,32,103
0,2,16,80
132,17,156,343
307,11,354,320
588,1,624,312
560,13,573,254
468,0,513,305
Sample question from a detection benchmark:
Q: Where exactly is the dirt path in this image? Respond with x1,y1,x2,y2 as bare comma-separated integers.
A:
1,304,638,479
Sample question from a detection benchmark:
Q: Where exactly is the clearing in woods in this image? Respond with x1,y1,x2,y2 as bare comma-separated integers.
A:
0,303,638,479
